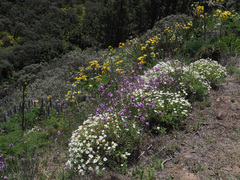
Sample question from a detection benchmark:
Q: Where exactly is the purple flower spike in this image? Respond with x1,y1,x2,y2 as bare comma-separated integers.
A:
33,145,37,148
116,135,120,138
104,118,109,122
140,116,145,122
57,131,61,136
21,158,25,162
106,151,110,155
145,122,150,126
107,92,113,98
3,176,8,179
9,143,13,147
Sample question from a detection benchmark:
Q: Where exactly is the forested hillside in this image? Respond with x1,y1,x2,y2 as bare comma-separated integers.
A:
0,0,199,86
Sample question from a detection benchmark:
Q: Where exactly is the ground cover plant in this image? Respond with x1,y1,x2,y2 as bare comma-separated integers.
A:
0,0,239,179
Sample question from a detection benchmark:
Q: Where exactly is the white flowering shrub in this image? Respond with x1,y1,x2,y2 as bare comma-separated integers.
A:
133,88,191,129
140,58,227,102
188,59,227,84
181,59,227,101
66,112,141,175
140,60,189,96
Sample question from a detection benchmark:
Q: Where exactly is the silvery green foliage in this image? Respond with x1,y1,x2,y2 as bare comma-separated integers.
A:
225,0,240,11
143,14,192,40
1,49,105,109
0,49,105,121
155,14,191,31
16,63,45,84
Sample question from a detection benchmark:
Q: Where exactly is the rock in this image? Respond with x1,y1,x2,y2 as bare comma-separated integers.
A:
216,112,223,120
231,104,239,111
216,97,221,102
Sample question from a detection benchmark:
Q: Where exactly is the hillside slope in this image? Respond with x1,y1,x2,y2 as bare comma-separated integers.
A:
122,58,240,179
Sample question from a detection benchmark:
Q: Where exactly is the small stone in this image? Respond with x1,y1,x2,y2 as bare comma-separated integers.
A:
216,97,221,102
231,104,238,111
216,112,223,120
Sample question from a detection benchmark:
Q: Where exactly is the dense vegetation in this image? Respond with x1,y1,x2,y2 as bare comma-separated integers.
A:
0,0,199,87
0,0,240,179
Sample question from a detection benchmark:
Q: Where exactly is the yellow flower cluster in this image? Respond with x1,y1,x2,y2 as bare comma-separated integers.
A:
116,68,123,73
118,42,125,48
183,21,193,29
102,62,110,74
194,6,204,18
137,35,161,64
150,52,156,58
0,32,21,46
140,35,160,52
65,90,76,102
61,7,67,11
209,0,224,5
89,60,100,67
214,9,232,19
94,75,102,82
170,35,176,41
165,27,173,34
108,45,114,51
114,60,124,65
66,59,112,102
164,21,192,41
75,73,87,82
138,54,147,65
141,46,146,51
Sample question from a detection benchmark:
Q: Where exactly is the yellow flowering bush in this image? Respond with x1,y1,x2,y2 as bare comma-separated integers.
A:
193,6,204,17
214,9,232,19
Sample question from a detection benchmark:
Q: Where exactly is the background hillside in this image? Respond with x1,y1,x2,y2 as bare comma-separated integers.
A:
0,0,199,89
0,0,240,179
